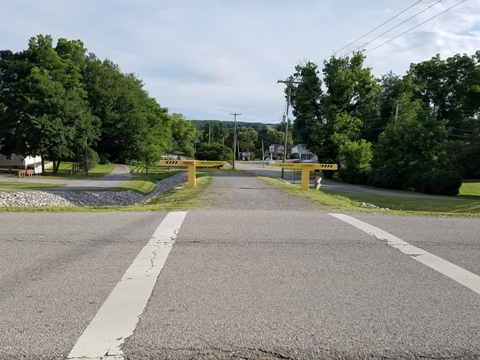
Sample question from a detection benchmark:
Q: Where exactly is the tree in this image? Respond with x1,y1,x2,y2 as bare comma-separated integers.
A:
170,113,197,157
202,121,229,145
0,35,99,174
290,54,381,178
135,98,171,173
236,126,258,154
83,56,153,163
369,100,459,191
409,52,480,135
290,62,324,159
338,139,373,184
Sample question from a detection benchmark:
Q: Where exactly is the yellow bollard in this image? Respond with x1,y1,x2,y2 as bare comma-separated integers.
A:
187,162,196,188
301,166,312,191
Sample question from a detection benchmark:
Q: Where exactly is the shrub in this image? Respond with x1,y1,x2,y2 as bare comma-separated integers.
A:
338,140,373,185
76,148,100,171
195,143,233,162
415,170,462,196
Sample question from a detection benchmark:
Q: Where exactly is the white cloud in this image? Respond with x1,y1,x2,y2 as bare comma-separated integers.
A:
1,0,479,122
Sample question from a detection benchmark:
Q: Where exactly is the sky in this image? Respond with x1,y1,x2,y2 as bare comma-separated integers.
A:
1,0,479,124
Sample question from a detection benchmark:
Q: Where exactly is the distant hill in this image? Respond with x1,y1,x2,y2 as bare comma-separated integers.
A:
190,120,274,132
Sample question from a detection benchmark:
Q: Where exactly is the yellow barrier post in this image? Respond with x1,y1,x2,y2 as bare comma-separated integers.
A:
272,163,338,191
301,165,312,191
158,160,227,188
187,161,196,188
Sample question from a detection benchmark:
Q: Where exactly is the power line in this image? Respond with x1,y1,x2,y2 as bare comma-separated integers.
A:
326,0,424,60
353,0,442,53
365,0,466,54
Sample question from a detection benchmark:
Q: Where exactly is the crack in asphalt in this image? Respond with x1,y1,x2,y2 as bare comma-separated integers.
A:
148,229,179,272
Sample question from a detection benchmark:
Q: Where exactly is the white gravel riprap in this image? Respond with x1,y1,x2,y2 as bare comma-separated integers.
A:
0,172,188,207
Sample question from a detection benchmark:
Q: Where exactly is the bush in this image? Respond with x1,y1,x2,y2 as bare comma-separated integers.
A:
415,170,462,196
455,142,480,179
76,148,100,171
195,143,233,162
338,140,373,185
290,153,299,159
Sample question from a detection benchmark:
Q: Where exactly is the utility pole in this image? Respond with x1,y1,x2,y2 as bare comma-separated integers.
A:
230,112,241,170
395,99,399,122
85,137,89,177
261,138,265,168
277,79,300,179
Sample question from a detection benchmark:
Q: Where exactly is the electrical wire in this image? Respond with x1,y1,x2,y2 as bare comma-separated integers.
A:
365,0,466,54
354,0,442,53
327,0,424,60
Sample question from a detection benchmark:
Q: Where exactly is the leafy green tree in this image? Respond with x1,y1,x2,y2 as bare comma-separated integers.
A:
135,98,171,172
290,62,324,158
83,56,154,163
455,131,480,179
290,54,381,178
170,113,197,157
409,53,480,130
338,139,373,184
202,121,229,145
369,100,459,191
236,126,258,153
0,35,99,173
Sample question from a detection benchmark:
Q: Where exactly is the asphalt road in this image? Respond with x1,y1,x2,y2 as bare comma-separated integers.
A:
1,171,479,359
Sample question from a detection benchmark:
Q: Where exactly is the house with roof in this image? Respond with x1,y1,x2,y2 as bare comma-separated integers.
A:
0,153,43,173
290,144,317,161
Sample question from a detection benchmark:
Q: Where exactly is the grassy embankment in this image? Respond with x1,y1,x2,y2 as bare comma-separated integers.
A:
296,178,480,216
0,163,212,211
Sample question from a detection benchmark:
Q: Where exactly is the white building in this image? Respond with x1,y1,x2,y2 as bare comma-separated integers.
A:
0,153,43,173
290,144,317,161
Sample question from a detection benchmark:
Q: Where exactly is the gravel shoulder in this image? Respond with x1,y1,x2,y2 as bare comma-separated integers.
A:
0,172,187,207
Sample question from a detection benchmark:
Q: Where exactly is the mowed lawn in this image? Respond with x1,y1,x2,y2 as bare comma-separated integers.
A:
459,181,480,196
319,180,480,215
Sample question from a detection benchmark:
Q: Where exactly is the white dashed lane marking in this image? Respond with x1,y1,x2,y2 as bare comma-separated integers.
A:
330,213,480,295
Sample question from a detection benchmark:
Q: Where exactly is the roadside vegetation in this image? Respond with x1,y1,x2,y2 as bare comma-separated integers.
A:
1,35,479,213
1,168,479,216
258,175,480,217
122,166,183,195
41,162,114,179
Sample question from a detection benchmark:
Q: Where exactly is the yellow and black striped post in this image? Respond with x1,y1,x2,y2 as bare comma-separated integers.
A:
272,163,338,191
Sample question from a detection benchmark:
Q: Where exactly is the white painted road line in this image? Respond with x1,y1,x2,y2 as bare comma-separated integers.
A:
330,213,480,296
68,211,188,360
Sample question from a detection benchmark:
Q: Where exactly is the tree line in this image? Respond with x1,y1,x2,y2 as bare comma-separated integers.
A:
0,35,201,173
2,35,478,196
0,35,288,173
287,51,480,195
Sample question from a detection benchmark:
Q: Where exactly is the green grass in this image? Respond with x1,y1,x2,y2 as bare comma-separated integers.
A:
459,181,480,196
2,167,479,216
43,162,114,179
0,169,205,212
257,175,480,216
320,190,480,215
0,182,66,189
120,169,183,195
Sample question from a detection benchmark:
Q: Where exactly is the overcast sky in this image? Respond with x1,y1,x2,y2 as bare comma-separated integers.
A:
1,0,479,123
